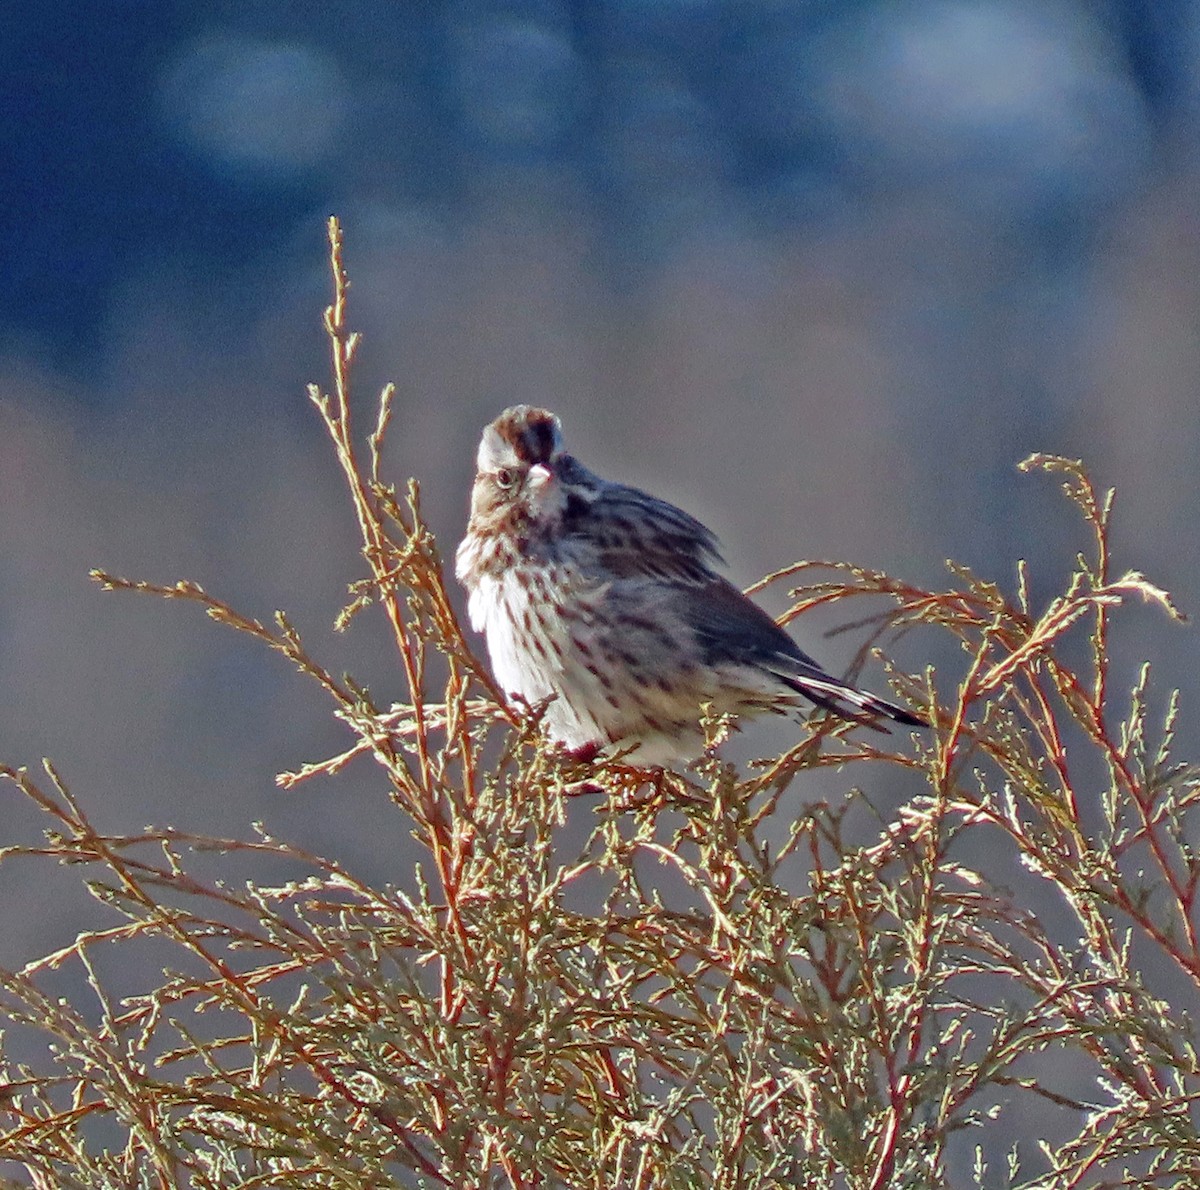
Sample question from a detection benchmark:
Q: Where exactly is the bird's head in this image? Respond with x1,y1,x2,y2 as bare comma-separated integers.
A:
470,405,581,529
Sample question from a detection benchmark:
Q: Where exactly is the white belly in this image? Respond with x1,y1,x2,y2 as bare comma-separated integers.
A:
467,569,611,751
465,566,744,765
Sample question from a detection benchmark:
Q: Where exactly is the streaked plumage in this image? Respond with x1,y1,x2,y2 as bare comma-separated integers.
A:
455,406,925,765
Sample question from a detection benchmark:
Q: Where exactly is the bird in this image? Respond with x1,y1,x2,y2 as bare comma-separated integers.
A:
455,405,925,766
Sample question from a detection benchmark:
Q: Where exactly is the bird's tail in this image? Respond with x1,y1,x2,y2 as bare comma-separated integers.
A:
775,670,927,732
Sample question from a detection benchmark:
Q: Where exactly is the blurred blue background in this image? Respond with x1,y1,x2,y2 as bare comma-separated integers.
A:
5,2,1198,573
1,0,1198,1172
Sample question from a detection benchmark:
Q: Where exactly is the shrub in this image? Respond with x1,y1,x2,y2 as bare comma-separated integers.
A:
1,220,1195,1189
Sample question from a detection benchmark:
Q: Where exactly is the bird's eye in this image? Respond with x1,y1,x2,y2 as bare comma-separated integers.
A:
495,467,517,490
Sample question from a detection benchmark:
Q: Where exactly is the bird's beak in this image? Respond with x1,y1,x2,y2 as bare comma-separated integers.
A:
527,463,553,489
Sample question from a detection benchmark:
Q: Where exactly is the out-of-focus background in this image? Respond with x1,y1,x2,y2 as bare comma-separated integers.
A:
1,0,1198,1146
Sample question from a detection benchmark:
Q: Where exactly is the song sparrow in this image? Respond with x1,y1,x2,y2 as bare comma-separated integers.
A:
456,406,925,765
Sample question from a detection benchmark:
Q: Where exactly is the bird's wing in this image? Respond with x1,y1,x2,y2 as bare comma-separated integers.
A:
572,482,724,585
678,576,924,728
